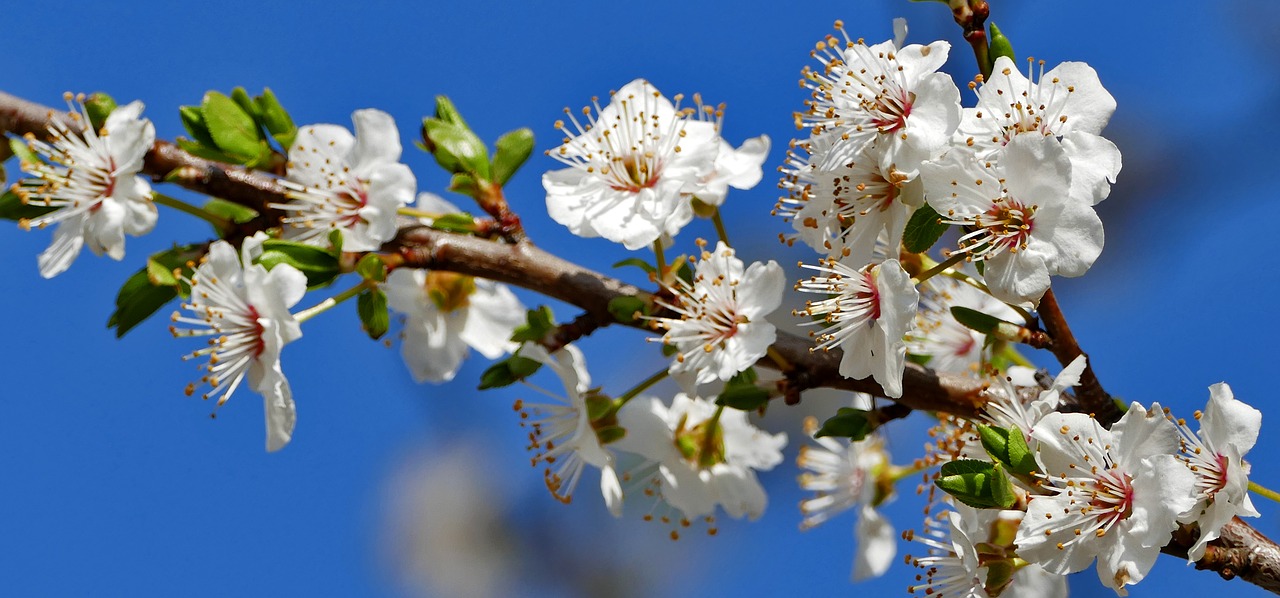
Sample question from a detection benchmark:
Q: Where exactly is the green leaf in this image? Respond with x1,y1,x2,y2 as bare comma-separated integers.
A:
814,407,874,441
430,212,478,234
179,105,219,148
716,369,769,411
230,87,260,120
950,306,1003,335
0,189,57,221
201,91,265,162
175,138,239,164
491,128,534,185
448,173,479,198
976,424,1038,476
255,87,297,149
902,204,949,253
9,137,41,166
607,296,647,324
84,93,117,131
612,258,656,275
108,244,204,338
203,198,259,224
478,355,542,389
935,459,1017,509
257,239,341,288
433,95,470,127
355,253,387,282
424,119,490,179
357,288,390,340
510,306,556,343
987,22,1016,68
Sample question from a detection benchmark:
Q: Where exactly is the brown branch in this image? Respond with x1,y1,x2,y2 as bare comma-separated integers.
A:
1,89,1277,594
1037,289,1122,424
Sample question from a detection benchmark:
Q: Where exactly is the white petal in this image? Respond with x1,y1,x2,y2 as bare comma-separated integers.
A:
852,505,896,580
350,108,403,175
37,213,87,278
1201,382,1261,454
459,280,525,359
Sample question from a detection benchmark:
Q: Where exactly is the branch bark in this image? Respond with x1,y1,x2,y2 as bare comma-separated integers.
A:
1,89,1277,594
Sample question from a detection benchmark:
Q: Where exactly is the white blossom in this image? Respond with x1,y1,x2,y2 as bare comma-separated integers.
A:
169,233,307,452
982,355,1087,435
907,276,1020,375
614,393,786,521
384,193,524,383
777,134,921,263
650,242,784,385
800,26,961,177
543,79,719,250
797,395,896,580
275,109,415,251
514,344,624,516
1174,383,1262,561
909,505,1067,598
1016,405,1197,594
794,258,919,397
17,97,157,278
684,96,770,207
957,56,1121,205
920,134,1104,304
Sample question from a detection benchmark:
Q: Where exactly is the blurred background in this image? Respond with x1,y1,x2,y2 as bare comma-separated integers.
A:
2,1,1279,596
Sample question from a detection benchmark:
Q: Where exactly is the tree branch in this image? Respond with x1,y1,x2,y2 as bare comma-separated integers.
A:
1,88,1276,594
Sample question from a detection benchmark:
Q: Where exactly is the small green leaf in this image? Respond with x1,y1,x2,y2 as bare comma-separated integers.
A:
607,296,647,324
84,93,117,131
903,204,950,253
977,424,1038,476
661,342,678,357
355,253,387,282
9,137,41,166
230,87,260,120
424,118,490,179
491,128,534,185
613,258,656,275
430,212,478,233
433,95,469,127
814,407,874,441
357,288,390,340
108,244,204,338
257,239,341,289
478,355,542,389
179,105,219,148
328,229,344,255
201,91,264,161
255,88,297,149
716,369,769,411
0,189,57,221
935,459,1017,509
448,173,479,198
203,198,259,224
950,306,1004,335
175,138,238,163
987,22,1016,68
510,306,556,343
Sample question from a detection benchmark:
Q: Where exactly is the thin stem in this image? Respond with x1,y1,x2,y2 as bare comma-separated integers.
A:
652,240,667,282
616,367,669,405
295,281,369,323
397,207,447,221
766,346,794,372
912,252,968,285
711,208,731,247
152,192,233,234
1251,481,1280,505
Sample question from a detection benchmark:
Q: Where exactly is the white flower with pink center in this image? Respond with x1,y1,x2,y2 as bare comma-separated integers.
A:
275,109,416,251
907,277,1020,376
920,135,1104,304
794,258,918,397
17,97,157,278
1016,405,1197,594
908,504,1067,598
543,79,720,250
1173,383,1262,561
651,242,784,385
957,56,1121,206
169,233,307,452
800,24,961,177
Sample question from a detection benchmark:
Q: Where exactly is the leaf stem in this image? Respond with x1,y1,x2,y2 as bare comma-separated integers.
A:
616,367,669,406
912,252,968,285
1250,481,1280,504
295,280,369,323
152,192,233,235
652,240,667,282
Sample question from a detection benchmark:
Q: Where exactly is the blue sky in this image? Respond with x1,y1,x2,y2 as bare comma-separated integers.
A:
2,1,1279,596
